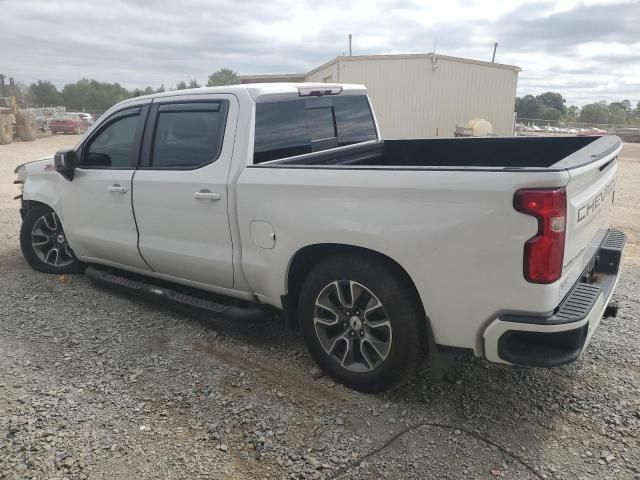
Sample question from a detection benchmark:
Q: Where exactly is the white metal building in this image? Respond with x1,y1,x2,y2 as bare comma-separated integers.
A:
241,53,520,138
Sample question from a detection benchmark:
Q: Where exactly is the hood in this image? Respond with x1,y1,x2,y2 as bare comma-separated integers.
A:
14,156,55,182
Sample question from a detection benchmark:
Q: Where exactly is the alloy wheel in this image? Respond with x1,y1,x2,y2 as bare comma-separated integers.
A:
313,280,392,373
31,211,75,267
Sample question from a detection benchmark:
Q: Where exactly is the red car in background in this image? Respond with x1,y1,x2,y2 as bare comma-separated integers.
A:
49,113,91,134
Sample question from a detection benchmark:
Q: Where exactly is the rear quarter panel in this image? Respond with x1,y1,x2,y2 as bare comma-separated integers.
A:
236,166,571,353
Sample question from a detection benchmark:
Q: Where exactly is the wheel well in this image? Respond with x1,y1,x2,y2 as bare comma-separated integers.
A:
20,200,51,218
285,244,428,326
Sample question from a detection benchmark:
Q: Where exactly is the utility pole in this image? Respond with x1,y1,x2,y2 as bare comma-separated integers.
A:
348,34,352,56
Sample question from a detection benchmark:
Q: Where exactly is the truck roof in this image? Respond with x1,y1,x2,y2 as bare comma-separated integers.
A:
130,83,368,104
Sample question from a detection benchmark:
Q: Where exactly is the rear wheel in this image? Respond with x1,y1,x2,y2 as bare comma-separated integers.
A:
0,116,13,144
20,205,84,274
298,255,427,392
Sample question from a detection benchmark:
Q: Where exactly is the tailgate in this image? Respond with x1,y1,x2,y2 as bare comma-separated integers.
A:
560,136,622,297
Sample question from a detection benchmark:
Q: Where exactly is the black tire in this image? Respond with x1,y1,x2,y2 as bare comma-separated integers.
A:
18,115,37,141
0,116,13,145
20,204,84,274
298,255,427,392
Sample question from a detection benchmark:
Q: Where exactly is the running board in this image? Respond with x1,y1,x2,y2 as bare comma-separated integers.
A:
85,266,268,322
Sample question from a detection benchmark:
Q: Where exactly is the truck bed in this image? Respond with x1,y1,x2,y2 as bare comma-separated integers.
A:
264,135,620,170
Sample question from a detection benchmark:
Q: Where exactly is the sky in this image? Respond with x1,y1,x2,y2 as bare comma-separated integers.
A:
2,0,639,107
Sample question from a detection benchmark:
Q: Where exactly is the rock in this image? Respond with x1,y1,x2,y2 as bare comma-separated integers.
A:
310,366,323,379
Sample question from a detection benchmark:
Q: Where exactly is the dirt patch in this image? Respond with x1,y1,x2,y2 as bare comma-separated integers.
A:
612,143,640,265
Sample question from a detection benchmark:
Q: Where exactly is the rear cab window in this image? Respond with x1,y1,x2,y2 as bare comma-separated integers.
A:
253,95,377,164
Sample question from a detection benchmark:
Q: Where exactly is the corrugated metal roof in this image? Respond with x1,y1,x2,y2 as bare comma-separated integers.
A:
307,53,521,76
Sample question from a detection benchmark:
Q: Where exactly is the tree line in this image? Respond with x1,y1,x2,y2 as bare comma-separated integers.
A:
16,71,640,126
20,68,240,112
516,92,640,125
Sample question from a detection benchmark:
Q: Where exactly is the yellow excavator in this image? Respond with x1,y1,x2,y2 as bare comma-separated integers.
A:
0,74,37,145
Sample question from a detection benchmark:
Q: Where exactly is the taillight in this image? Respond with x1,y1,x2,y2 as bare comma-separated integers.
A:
514,188,567,284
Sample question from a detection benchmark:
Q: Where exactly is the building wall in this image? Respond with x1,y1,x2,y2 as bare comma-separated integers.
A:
306,61,340,84
307,55,518,138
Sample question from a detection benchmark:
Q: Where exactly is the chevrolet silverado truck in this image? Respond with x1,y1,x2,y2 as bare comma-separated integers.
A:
14,83,626,392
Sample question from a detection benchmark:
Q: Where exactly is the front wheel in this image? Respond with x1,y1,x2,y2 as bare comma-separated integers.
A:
298,255,427,392
20,205,84,274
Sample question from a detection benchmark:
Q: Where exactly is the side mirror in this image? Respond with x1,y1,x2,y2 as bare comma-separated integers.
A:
54,149,78,181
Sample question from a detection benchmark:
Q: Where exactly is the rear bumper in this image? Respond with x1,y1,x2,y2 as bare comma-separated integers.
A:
483,229,626,367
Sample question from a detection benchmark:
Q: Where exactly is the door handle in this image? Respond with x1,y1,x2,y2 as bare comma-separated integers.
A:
108,184,128,193
194,190,221,201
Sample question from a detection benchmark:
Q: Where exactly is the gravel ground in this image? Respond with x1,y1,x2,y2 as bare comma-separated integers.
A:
1,135,639,479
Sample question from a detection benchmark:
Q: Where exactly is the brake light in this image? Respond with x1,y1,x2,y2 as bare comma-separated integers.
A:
298,85,343,97
514,188,567,284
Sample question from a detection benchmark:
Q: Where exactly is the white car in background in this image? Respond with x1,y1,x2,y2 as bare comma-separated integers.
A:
77,112,94,125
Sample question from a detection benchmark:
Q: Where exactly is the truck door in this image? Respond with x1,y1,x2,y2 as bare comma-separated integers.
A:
60,104,151,270
132,94,237,289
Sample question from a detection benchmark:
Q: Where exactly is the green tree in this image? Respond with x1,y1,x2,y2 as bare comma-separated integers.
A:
611,100,632,114
537,105,561,121
565,105,579,121
206,68,239,86
608,104,626,125
579,102,609,124
175,80,188,90
515,91,568,120
62,79,129,111
515,95,541,119
537,92,566,115
29,80,62,106
188,79,200,88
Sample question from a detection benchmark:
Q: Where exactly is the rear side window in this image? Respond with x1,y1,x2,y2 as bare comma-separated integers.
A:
253,95,376,164
148,102,227,169
333,96,378,143
253,100,309,164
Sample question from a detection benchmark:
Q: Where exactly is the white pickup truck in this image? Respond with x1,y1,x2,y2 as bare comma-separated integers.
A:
15,83,626,392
